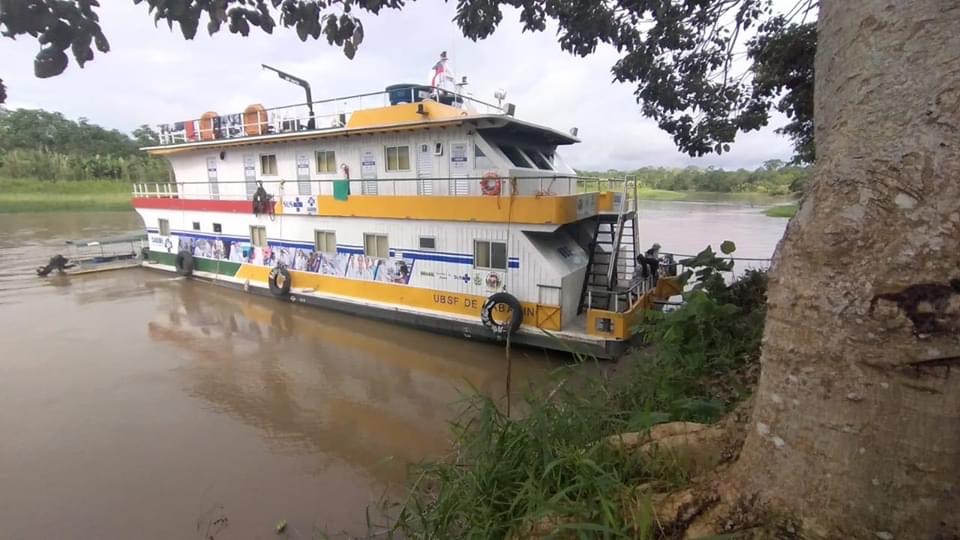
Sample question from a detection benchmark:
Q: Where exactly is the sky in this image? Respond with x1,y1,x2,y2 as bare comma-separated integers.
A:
0,2,797,171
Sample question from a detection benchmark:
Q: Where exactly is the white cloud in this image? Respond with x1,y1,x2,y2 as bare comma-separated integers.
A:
0,2,796,170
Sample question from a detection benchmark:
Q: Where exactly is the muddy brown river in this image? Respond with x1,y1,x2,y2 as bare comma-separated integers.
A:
0,205,786,539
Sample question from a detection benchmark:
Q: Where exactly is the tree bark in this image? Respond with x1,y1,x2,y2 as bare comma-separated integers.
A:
730,1,960,537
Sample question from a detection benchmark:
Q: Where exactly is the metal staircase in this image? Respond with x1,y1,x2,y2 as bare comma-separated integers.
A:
578,177,640,314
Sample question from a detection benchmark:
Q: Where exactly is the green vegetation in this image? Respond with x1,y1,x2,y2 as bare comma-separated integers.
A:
764,204,798,218
580,160,810,196
0,109,168,183
0,179,132,213
392,248,767,538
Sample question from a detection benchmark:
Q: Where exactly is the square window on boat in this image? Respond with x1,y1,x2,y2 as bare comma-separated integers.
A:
364,233,389,258
158,218,170,236
385,145,410,171
250,225,267,248
498,145,532,168
213,223,222,233
419,236,436,250
475,143,494,170
316,150,337,173
314,230,336,253
192,221,200,231
474,240,507,270
260,154,278,176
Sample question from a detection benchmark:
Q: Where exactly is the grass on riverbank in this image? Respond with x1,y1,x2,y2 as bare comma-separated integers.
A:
0,178,133,212
391,265,768,538
764,204,798,218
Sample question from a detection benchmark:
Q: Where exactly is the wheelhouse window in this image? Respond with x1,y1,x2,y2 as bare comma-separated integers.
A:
475,143,494,170
498,145,532,168
314,230,336,253
385,145,410,171
260,154,278,176
419,236,437,250
474,240,507,270
316,150,336,173
523,148,553,170
363,233,389,258
158,218,170,236
250,225,267,247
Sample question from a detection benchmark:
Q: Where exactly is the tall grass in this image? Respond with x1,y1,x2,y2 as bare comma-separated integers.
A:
391,264,768,538
0,149,168,182
0,178,133,212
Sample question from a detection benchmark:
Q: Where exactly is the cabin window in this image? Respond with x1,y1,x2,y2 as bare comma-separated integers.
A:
498,145,532,168
523,148,553,170
250,225,267,247
475,143,494,170
385,145,410,171
158,218,170,236
363,233,389,258
260,154,278,176
314,230,336,253
418,236,437,250
192,221,200,231
213,223,222,233
315,150,337,173
474,240,507,270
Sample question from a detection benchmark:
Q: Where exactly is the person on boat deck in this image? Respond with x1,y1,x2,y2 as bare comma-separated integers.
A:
637,243,662,286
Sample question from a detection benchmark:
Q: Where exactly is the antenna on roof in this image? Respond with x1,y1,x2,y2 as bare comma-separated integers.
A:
261,64,315,129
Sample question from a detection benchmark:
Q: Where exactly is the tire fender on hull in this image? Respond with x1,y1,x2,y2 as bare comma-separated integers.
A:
175,251,194,276
480,292,523,337
269,266,292,297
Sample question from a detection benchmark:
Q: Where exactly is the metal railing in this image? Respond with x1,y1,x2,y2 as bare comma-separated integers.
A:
131,176,642,201
155,86,507,146
586,277,652,313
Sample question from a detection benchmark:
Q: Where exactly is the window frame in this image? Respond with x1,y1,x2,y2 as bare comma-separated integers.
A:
363,233,389,258
384,145,411,172
314,230,337,253
260,153,278,176
158,218,170,236
315,150,337,174
250,225,267,248
498,145,533,168
473,239,508,271
418,236,437,251
522,148,553,171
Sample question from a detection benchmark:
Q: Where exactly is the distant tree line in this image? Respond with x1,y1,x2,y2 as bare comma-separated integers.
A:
578,160,809,195
0,108,169,182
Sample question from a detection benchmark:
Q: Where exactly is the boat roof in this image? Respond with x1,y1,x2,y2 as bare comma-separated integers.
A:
142,91,579,156
66,234,147,247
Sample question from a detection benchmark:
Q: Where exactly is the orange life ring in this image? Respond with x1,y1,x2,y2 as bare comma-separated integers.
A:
481,172,502,196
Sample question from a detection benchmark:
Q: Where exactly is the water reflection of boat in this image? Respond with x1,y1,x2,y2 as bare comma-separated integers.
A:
147,280,553,483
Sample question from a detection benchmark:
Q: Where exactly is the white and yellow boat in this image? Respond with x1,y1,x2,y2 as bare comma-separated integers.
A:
133,75,679,358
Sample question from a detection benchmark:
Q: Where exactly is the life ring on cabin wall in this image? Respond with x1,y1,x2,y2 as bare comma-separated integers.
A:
480,292,523,337
480,172,502,196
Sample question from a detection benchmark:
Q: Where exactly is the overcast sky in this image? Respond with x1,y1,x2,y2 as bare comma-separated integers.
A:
0,2,798,171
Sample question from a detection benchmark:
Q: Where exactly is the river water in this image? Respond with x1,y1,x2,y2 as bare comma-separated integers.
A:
0,203,786,539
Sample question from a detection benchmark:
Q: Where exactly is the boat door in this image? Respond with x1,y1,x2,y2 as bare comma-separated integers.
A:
448,141,470,195
417,142,434,195
243,154,257,199
296,153,311,196
361,149,378,195
206,156,220,200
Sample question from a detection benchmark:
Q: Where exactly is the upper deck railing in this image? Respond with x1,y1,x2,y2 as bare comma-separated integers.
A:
156,86,506,146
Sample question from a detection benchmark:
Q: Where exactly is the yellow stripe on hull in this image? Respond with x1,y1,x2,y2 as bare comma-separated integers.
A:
235,264,562,331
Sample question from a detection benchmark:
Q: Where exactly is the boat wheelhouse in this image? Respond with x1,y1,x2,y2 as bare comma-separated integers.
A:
133,82,679,358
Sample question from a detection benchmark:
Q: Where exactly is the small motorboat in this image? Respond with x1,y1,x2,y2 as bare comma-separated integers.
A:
36,234,148,276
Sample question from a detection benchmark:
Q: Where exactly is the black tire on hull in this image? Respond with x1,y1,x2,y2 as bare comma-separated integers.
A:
269,266,292,297
175,250,194,276
480,292,523,337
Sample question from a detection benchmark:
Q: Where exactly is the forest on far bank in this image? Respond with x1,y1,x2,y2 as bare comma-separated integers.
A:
0,107,808,194
578,160,809,196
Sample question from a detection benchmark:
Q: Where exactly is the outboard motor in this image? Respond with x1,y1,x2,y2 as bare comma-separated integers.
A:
36,254,71,277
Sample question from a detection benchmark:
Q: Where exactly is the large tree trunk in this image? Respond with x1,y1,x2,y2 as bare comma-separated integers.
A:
730,1,960,537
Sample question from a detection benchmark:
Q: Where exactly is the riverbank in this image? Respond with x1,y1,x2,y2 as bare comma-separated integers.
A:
0,179,133,213
763,204,798,218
